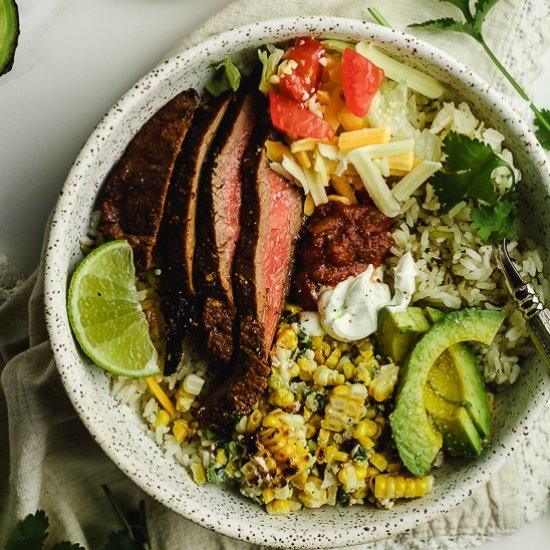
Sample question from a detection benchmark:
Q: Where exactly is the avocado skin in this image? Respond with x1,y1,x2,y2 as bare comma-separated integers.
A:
390,308,504,477
0,0,20,77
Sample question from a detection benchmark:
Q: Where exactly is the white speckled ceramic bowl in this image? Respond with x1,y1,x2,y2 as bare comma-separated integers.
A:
44,16,550,549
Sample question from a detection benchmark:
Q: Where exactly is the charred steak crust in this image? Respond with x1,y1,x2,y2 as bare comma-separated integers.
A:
158,94,233,374
193,88,263,365
197,122,304,431
98,89,200,270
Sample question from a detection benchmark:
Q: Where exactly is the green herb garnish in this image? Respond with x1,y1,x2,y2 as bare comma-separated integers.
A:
408,0,550,149
206,466,228,484
430,131,517,241
205,58,241,98
5,487,149,550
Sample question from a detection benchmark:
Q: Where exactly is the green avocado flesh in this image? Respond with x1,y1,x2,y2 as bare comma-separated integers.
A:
389,308,504,477
378,306,430,363
425,346,487,457
0,0,19,76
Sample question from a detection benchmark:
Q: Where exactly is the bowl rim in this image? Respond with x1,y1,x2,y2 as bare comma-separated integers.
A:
43,15,550,548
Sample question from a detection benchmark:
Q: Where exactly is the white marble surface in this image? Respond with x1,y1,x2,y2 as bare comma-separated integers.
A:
0,0,548,547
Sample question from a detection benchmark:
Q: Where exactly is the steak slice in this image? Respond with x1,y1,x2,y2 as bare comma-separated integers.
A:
197,123,304,431
98,89,200,270
158,94,233,374
193,88,262,365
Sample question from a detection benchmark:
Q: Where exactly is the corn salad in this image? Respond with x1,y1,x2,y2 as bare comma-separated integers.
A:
146,304,433,515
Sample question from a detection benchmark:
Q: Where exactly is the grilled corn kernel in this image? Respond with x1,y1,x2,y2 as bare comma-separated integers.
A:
190,463,206,486
288,361,300,378
155,409,171,427
262,488,276,504
270,388,295,408
215,448,228,466
263,414,283,429
374,475,433,499
343,362,355,380
338,463,367,492
354,363,372,384
369,363,399,402
246,409,263,432
306,423,317,439
324,348,342,369
266,499,292,515
314,341,331,365
370,453,388,472
297,356,316,374
172,419,191,443
276,328,298,351
354,419,378,440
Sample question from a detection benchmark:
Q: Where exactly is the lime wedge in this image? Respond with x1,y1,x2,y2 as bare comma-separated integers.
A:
68,240,160,377
0,0,19,76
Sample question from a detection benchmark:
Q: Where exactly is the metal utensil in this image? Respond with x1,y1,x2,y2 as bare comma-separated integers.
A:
497,238,550,369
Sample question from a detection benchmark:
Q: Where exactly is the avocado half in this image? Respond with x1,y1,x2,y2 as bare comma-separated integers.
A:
0,0,19,76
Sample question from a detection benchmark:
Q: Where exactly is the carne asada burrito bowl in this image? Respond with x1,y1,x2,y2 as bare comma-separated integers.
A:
43,16,550,548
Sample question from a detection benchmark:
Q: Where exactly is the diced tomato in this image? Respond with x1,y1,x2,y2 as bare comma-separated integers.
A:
278,37,325,103
269,91,335,141
342,48,385,118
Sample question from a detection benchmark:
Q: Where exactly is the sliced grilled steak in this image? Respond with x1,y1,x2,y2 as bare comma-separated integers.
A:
98,89,200,270
197,123,304,431
193,88,262,365
158,94,233,374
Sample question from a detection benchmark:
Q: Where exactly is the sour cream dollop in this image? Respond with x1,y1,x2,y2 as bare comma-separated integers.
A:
317,252,417,341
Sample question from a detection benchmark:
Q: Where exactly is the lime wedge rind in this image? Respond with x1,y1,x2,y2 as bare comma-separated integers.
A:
67,240,160,378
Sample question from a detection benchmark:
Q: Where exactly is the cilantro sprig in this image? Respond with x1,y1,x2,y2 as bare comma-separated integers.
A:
431,131,518,242
205,58,241,98
408,0,550,149
5,487,149,550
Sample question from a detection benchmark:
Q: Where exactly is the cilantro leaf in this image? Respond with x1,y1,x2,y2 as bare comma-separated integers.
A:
409,17,475,36
205,58,241,98
534,109,550,149
436,0,473,20
51,543,86,550
472,0,501,34
471,198,518,242
431,132,514,212
5,510,49,550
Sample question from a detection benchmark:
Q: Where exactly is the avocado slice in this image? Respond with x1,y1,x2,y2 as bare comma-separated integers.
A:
424,308,491,440
0,0,19,76
426,347,485,457
390,309,504,477
377,306,430,363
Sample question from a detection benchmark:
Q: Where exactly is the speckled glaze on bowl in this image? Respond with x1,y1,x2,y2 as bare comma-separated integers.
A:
44,16,550,549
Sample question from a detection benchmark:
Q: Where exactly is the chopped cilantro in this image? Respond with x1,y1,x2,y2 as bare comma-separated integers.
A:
336,486,349,506
202,428,218,441
51,544,86,550
351,444,368,460
314,393,328,411
206,466,228,484
224,440,241,461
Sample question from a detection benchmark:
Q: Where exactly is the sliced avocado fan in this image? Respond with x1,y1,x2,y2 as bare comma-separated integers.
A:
390,309,504,477
0,0,19,76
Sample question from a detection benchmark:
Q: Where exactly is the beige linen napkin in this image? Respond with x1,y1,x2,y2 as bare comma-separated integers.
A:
1,1,549,548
